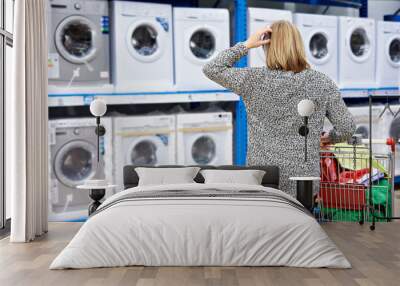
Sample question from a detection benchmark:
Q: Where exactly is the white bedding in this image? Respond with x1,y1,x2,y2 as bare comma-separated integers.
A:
50,183,351,269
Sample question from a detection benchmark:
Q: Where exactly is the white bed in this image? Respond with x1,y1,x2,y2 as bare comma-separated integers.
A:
50,183,351,269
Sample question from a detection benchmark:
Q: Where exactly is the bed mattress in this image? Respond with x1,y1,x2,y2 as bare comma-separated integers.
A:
50,183,351,269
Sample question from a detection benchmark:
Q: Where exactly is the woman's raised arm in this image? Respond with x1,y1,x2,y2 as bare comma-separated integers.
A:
202,43,251,95
203,27,271,95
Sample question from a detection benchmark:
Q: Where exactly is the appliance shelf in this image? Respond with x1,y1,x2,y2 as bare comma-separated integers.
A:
341,88,400,98
48,90,240,107
258,0,363,9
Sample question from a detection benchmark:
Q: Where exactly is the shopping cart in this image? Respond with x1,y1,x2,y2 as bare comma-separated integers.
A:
317,137,395,229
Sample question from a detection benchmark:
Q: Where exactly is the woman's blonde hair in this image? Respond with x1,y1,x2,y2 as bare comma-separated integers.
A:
266,20,310,73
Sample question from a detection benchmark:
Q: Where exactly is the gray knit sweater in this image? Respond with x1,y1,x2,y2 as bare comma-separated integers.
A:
203,43,356,196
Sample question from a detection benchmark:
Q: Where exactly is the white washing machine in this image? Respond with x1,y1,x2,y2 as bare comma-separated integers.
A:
176,112,233,165
294,13,338,83
111,1,173,92
349,105,388,141
48,117,113,221
173,8,230,90
247,8,292,68
385,105,400,176
323,105,388,150
113,115,176,187
338,17,376,89
47,0,110,86
349,105,389,155
376,21,400,88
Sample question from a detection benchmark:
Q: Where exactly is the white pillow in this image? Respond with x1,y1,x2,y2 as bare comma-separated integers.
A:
200,169,266,185
135,167,201,186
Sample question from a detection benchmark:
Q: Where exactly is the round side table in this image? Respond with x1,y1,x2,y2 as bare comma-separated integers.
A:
289,177,320,212
77,184,117,215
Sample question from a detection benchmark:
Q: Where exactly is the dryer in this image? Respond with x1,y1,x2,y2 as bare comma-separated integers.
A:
173,8,230,90
294,13,338,83
47,0,110,86
176,112,233,165
376,21,400,88
111,1,173,92
247,8,292,68
338,17,376,89
48,117,113,221
113,115,176,187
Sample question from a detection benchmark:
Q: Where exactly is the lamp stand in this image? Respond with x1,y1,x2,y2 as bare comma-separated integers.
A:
94,116,106,164
298,117,309,162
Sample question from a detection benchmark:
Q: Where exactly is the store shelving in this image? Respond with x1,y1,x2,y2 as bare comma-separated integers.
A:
340,88,370,98
341,87,400,98
48,90,239,107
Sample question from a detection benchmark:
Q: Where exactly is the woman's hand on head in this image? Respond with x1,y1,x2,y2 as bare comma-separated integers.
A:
244,27,272,49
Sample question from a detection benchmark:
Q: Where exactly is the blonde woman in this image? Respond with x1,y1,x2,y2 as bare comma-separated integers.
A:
203,20,355,196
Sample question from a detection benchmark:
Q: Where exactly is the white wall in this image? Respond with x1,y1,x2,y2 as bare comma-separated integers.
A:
369,0,400,21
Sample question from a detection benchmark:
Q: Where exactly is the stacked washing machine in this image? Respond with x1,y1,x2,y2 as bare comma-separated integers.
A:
112,114,177,188
173,7,230,90
110,1,174,91
176,112,233,165
48,118,113,221
47,0,111,88
348,105,389,154
383,105,400,176
338,16,376,89
376,21,400,88
294,13,338,83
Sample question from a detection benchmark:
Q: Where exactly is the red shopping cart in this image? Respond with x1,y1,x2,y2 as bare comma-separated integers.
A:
317,138,395,224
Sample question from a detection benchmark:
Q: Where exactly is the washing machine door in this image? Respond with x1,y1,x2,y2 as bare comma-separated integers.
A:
386,36,400,67
354,124,369,139
127,137,167,165
126,19,167,63
54,140,97,188
308,30,330,64
55,15,98,64
347,27,371,62
185,26,217,64
190,135,217,165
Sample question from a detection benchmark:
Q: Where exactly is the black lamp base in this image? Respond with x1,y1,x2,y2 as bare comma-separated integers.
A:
88,189,106,215
298,125,309,136
95,125,106,136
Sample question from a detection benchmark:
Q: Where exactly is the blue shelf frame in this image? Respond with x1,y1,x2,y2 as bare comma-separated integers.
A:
233,0,248,165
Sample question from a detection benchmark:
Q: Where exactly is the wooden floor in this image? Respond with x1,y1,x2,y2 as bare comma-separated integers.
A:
0,222,399,286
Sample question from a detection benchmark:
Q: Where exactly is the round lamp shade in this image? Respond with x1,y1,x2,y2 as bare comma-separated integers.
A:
90,99,107,117
297,99,315,117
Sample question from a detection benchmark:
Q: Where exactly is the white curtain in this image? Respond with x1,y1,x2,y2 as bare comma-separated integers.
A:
8,0,48,242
